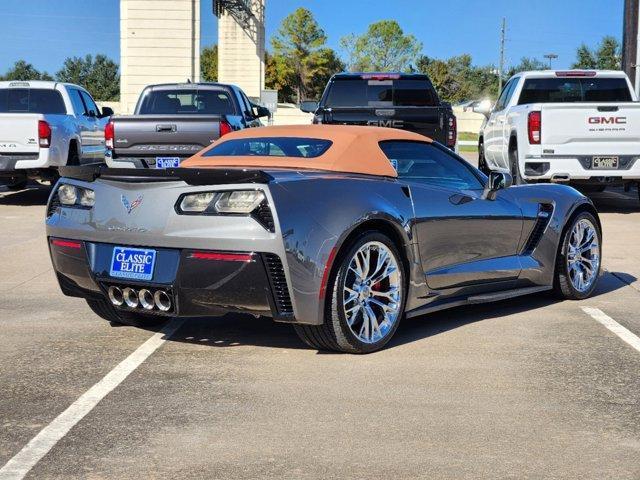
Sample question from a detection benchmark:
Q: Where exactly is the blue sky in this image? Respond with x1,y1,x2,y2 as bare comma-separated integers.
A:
0,0,625,75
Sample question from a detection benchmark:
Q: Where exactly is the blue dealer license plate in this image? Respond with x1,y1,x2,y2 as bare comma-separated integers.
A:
110,246,156,281
156,157,180,169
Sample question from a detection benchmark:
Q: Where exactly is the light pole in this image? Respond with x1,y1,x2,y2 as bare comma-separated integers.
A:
636,0,640,97
544,53,558,69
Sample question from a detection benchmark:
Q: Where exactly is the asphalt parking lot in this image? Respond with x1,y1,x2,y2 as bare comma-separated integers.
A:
1,157,640,479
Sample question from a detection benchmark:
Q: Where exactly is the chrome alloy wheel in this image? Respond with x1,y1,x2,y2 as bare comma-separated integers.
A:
342,241,402,344
566,218,600,293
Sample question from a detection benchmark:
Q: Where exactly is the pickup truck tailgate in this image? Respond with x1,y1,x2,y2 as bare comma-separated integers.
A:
112,114,222,158
0,113,40,154
541,103,640,145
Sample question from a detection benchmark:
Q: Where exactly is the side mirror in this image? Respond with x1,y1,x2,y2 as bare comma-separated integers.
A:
252,105,271,118
472,100,492,118
482,171,513,200
101,106,114,118
300,100,318,113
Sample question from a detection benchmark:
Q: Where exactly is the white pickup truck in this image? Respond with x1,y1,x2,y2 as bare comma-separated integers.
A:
475,70,640,195
0,81,112,189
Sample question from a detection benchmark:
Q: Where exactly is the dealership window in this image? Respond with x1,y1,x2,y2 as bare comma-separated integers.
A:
380,140,483,190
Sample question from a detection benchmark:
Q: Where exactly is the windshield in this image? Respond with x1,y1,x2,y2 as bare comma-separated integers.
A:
518,77,633,104
204,137,333,158
0,88,66,114
138,89,238,115
324,78,438,108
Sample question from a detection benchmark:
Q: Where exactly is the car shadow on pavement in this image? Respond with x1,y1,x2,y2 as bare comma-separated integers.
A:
586,187,639,214
0,184,51,206
150,271,631,353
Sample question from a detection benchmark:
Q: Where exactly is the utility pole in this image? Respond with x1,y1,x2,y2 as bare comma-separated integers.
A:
622,0,639,95
636,0,640,98
498,18,506,93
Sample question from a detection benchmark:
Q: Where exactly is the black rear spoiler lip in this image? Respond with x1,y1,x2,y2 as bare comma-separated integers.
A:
58,165,274,186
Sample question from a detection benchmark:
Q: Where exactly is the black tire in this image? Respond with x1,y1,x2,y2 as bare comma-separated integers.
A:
294,231,407,354
509,143,525,185
553,211,601,300
478,141,490,175
5,179,28,191
85,298,166,327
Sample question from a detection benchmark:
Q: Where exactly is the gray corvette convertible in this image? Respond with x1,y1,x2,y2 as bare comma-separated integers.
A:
46,125,602,353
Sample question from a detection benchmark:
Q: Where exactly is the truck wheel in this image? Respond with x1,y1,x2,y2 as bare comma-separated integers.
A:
478,141,490,175
294,231,406,353
509,144,525,185
85,298,166,328
553,212,601,300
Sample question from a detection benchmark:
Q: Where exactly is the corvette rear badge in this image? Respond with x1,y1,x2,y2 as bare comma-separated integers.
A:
121,194,143,214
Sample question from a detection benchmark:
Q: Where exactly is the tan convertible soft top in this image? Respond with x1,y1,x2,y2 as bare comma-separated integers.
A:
181,124,433,177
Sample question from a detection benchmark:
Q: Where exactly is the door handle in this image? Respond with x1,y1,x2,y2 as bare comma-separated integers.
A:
156,124,177,132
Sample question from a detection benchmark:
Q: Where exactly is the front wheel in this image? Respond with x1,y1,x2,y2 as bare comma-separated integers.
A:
294,232,406,353
554,212,601,300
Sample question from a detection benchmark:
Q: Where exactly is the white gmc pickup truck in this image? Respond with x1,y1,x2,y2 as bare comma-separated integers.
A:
0,81,112,189
476,70,640,195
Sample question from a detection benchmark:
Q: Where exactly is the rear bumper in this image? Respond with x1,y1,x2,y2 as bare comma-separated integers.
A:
49,237,295,322
522,155,640,183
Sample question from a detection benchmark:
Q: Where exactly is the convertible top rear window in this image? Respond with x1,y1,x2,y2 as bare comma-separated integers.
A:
204,137,333,158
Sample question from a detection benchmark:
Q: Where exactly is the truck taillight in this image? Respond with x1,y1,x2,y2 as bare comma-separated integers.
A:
38,120,51,148
447,115,457,148
220,120,232,137
528,111,541,144
104,121,114,150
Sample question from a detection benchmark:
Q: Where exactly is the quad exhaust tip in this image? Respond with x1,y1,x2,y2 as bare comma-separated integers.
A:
138,289,155,310
108,285,172,313
154,290,172,312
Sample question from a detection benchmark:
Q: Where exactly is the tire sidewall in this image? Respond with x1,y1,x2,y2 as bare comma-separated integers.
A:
329,231,407,353
557,211,602,299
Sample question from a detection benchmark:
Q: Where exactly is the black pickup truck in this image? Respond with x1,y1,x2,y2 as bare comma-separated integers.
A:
301,72,456,149
105,82,270,169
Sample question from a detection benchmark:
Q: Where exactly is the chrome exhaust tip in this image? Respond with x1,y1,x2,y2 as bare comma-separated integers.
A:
123,287,139,309
138,289,155,310
154,290,171,312
108,286,124,306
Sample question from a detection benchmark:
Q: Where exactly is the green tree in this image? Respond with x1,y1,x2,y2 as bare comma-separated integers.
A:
416,54,498,103
201,44,218,81
341,20,422,72
271,7,342,103
573,44,597,69
0,60,53,81
56,54,119,101
595,36,620,69
507,57,547,77
265,51,296,103
572,36,621,70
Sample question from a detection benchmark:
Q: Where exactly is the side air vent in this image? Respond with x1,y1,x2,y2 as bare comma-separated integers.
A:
522,204,554,255
262,253,293,317
252,201,275,232
46,190,61,218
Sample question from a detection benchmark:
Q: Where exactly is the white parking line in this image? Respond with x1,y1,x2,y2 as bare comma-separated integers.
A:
582,307,640,353
0,318,185,480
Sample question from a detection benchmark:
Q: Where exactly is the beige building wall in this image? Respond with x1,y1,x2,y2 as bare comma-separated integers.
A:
217,0,265,99
120,0,201,114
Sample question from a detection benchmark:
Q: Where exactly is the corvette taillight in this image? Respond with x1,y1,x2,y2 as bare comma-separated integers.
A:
528,111,541,144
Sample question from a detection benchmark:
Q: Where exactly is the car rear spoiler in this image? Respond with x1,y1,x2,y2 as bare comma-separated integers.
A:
58,165,274,186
